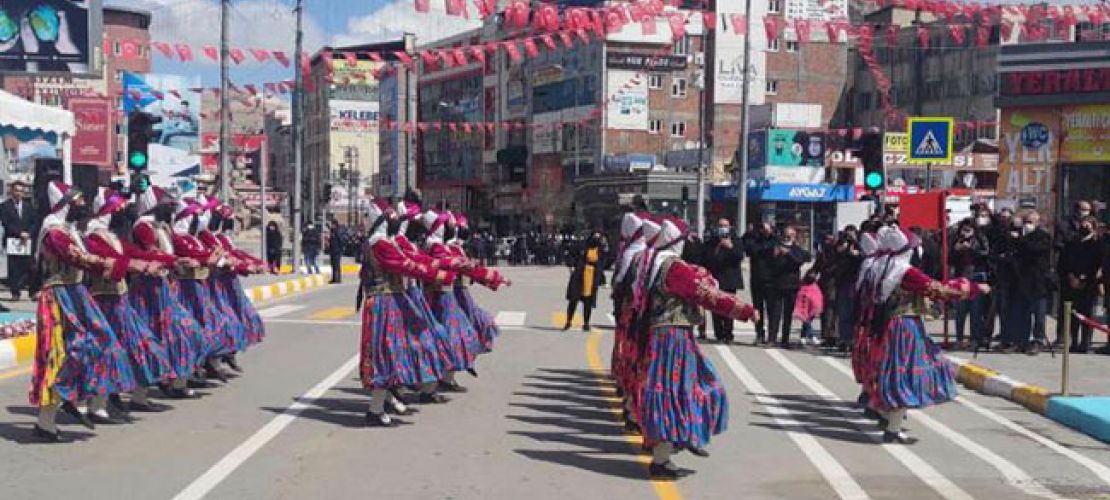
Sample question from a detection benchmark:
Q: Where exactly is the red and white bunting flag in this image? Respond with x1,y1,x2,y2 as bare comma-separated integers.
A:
230,48,246,64
795,19,811,43
468,45,486,64
420,50,439,68
559,31,575,49
574,28,591,44
474,0,496,18
418,123,429,132
668,13,687,40
590,10,606,37
948,24,965,45
851,128,863,141
203,45,219,61
433,122,443,131
448,123,458,132
503,41,522,63
250,48,271,63
642,16,657,35
367,51,383,62
540,34,557,51
439,49,455,67
764,16,782,41
505,1,530,30
175,43,194,62
169,89,181,99
884,24,898,46
264,83,278,94
484,42,499,54
703,12,717,31
827,20,842,42
244,84,258,96
121,39,140,59
522,38,540,59
273,51,290,67
916,25,929,47
534,4,559,31
485,123,495,134
729,14,746,35
446,0,468,18
153,41,175,59
151,90,164,100
414,0,430,13
463,123,472,133
345,51,358,67
453,48,468,66
503,122,513,132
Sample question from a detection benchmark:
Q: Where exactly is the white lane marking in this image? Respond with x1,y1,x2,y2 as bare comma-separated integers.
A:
257,305,306,319
494,311,526,327
0,340,16,370
818,357,1065,500
764,349,974,500
171,355,359,500
715,346,871,500
266,319,361,326
954,395,1110,487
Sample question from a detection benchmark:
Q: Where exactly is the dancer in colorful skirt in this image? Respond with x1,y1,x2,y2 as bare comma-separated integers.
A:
194,194,249,372
615,215,662,433
83,187,174,415
850,226,883,418
447,212,508,355
199,199,266,372
171,196,231,382
418,210,491,392
29,181,139,441
639,218,758,479
129,186,204,399
861,225,990,444
360,198,454,426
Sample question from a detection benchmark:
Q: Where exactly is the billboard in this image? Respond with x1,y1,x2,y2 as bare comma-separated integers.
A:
767,129,826,167
0,0,101,75
330,58,380,101
123,72,203,154
67,96,110,165
605,70,647,131
330,100,379,133
713,5,767,106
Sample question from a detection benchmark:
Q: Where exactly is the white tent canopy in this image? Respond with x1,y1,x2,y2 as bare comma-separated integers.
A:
0,89,75,136
0,89,75,182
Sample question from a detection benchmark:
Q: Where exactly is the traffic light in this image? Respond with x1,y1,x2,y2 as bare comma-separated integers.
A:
127,111,161,171
856,132,884,191
681,186,690,204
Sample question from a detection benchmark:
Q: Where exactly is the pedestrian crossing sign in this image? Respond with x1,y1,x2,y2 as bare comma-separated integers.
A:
906,117,954,163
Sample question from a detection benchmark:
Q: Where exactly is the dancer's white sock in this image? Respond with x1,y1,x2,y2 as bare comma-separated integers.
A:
37,403,59,433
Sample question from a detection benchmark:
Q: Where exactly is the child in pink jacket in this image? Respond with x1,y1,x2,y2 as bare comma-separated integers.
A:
794,271,824,346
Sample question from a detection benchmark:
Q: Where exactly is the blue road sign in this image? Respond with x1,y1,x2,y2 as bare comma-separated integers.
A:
907,117,954,163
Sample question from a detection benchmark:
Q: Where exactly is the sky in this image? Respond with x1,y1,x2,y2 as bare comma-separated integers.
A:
106,0,482,89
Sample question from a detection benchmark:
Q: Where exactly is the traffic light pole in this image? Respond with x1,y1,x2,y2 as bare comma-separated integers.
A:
291,0,304,274
736,0,753,231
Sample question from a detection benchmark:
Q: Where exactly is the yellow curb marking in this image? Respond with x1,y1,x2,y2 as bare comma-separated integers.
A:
585,330,684,500
0,365,32,381
551,311,583,328
308,307,357,321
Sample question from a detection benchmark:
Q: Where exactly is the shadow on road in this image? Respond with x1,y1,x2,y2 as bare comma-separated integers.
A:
747,393,878,444
0,406,98,444
260,394,414,429
507,368,648,480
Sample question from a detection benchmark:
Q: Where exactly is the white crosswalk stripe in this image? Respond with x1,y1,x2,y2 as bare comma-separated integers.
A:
495,311,527,328
258,305,307,319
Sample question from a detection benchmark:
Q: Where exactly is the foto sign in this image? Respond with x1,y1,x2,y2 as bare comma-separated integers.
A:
907,117,954,164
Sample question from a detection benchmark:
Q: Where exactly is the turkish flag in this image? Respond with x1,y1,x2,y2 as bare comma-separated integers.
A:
203,45,219,61
729,14,747,35
523,38,540,59
469,45,486,64
121,39,140,59
503,41,522,64
230,48,246,64
175,43,194,61
540,34,557,51
273,51,290,67
414,0,429,13
153,41,175,59
703,12,717,31
345,51,358,67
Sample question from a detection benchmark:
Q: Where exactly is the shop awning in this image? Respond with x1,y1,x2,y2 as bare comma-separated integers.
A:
0,89,75,136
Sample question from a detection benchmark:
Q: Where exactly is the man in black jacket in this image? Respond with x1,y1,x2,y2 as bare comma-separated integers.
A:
704,217,744,344
327,220,344,284
765,226,812,348
745,223,775,344
1058,215,1102,353
1008,211,1052,355
0,181,35,303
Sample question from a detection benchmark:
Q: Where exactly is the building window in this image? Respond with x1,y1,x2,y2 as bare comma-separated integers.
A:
671,77,687,98
649,119,662,134
767,37,780,51
786,40,799,52
670,121,686,137
648,73,664,89
766,80,778,94
768,0,782,14
114,69,123,82
673,36,689,56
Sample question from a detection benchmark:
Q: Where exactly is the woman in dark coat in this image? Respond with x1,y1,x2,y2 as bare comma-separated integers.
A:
563,231,604,331
265,222,283,273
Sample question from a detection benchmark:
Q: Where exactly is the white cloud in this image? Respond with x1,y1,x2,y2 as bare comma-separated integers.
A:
331,0,482,48
108,0,326,64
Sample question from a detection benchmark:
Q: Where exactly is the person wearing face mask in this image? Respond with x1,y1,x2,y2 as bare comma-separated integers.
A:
28,181,139,441
765,226,812,348
638,217,758,479
1055,200,1094,345
703,218,744,344
564,230,604,331
83,187,175,419
1008,211,1052,355
745,222,776,344
949,219,990,349
1057,216,1102,353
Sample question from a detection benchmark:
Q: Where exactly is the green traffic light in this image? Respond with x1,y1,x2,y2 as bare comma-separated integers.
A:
129,150,147,168
865,171,883,189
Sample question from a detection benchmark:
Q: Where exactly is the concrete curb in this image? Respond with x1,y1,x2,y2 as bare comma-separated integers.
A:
946,355,1105,443
0,273,335,373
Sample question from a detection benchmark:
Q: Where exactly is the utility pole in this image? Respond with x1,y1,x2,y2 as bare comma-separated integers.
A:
736,0,753,230
218,0,231,201
405,33,418,196
695,68,707,237
291,0,303,274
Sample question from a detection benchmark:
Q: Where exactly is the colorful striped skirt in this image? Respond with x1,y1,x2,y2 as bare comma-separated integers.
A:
30,284,138,407
179,279,231,358
129,275,205,378
212,271,265,348
426,289,482,372
208,272,250,353
454,285,498,353
405,285,455,375
360,291,443,389
639,325,728,449
866,315,957,411
94,293,173,387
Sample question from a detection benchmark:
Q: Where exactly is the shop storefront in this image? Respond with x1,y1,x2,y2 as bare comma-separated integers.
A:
712,183,856,252
996,41,1110,225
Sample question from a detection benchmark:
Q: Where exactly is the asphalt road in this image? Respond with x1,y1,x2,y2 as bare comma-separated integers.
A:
2,266,1110,500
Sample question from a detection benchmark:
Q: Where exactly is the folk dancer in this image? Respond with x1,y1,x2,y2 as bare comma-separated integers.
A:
29,181,138,441
447,212,508,355
616,214,662,433
360,198,453,426
639,218,758,479
129,186,204,399
861,225,989,444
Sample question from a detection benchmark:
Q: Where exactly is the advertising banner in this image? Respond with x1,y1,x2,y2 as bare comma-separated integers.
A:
0,0,101,75
1059,104,1110,162
123,72,202,154
767,129,826,167
605,70,647,131
330,58,380,101
67,96,110,165
330,100,379,133
998,107,1058,215
713,4,767,106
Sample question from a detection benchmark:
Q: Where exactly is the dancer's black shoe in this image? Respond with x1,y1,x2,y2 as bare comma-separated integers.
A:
32,425,62,443
108,394,131,415
224,354,243,373
87,411,125,426
438,380,468,393
648,462,679,480
416,392,449,404
467,368,478,378
129,400,171,412
61,401,94,430
204,360,228,383
364,411,397,427
882,431,918,445
685,446,710,458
